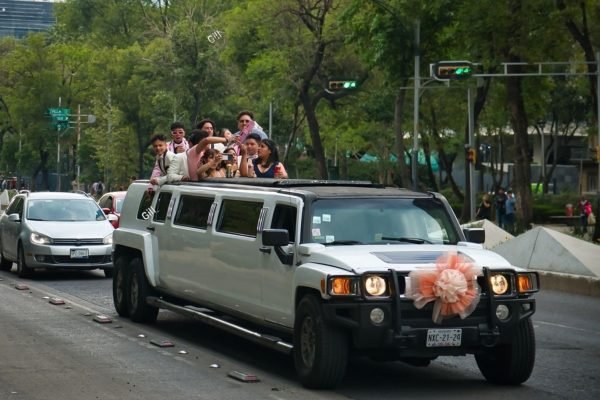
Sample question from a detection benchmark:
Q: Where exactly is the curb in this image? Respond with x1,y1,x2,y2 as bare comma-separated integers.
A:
535,270,600,298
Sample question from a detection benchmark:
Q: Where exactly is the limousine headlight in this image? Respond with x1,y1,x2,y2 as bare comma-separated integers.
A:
329,276,360,296
490,273,511,295
517,272,539,294
364,275,388,296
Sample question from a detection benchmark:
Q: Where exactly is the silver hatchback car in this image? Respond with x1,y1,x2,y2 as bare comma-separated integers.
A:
0,191,114,278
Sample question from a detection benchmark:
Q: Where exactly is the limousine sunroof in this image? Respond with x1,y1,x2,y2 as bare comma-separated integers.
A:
192,178,382,188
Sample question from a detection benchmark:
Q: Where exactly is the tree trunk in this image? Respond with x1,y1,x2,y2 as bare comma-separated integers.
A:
300,91,327,179
505,71,533,229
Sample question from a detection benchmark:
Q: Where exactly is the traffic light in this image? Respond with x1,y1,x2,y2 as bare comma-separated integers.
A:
433,61,473,80
466,147,477,164
328,80,358,91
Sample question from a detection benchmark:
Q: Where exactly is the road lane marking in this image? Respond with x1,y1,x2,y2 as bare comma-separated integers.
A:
536,320,600,335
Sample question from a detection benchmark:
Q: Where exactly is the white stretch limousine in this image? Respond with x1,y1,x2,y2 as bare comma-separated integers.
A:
112,179,539,389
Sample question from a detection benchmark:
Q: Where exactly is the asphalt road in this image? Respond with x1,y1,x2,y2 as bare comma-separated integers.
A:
0,268,599,400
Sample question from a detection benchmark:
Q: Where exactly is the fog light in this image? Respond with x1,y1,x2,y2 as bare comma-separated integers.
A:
370,308,385,324
495,304,510,320
35,255,46,262
521,303,531,311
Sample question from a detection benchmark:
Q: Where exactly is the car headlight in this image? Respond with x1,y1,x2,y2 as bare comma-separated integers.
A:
364,275,388,296
328,276,360,296
30,232,53,245
490,273,510,295
517,272,539,293
103,233,113,245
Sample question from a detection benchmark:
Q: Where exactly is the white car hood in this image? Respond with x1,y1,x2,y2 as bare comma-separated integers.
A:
300,243,513,274
27,220,113,239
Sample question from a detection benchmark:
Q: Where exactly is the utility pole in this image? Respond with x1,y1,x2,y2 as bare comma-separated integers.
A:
76,104,81,190
57,97,61,192
412,19,420,191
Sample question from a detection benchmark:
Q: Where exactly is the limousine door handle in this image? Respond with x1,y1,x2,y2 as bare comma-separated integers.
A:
146,226,155,232
259,246,271,254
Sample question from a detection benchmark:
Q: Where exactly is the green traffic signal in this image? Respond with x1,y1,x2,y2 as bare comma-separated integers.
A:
328,80,359,91
433,61,473,80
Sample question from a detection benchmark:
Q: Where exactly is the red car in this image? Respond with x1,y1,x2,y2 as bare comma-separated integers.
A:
97,191,127,228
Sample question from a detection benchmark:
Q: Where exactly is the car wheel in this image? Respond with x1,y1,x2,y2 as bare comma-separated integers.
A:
103,268,114,278
112,257,129,317
127,257,158,323
0,251,12,271
17,244,33,278
293,294,348,389
475,318,535,385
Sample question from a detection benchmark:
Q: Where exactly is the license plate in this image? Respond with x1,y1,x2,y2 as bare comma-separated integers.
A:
426,328,462,347
70,248,89,259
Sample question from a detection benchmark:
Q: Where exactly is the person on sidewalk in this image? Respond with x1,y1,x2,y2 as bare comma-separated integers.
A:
505,190,516,233
578,195,592,235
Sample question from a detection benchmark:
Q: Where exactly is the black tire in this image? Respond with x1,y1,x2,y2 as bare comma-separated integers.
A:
16,244,33,278
475,318,535,385
293,294,348,389
103,268,114,278
112,257,129,317
127,257,158,323
0,251,12,271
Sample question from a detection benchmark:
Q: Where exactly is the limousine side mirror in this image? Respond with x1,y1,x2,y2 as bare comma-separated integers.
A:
262,229,293,265
262,229,289,247
463,227,485,244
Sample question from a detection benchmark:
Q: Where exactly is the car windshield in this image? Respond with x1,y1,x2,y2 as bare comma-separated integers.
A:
27,199,106,222
308,197,460,245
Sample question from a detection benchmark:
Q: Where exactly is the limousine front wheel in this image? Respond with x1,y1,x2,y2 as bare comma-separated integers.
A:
293,294,348,389
127,257,158,323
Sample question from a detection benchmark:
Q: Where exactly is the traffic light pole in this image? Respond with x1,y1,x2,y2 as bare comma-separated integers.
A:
412,19,420,191
468,87,476,221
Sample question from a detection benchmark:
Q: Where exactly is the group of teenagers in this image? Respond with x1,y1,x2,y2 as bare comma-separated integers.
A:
148,111,288,192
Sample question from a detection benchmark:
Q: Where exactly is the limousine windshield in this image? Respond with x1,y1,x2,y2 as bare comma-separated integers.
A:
308,197,460,245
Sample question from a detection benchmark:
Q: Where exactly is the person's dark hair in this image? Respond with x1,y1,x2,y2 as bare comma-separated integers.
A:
170,121,185,131
200,148,218,164
237,110,254,121
150,134,167,143
244,132,262,143
260,139,279,166
188,129,210,145
196,118,216,131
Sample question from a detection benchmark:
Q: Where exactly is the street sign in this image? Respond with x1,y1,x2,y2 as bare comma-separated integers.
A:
47,108,71,131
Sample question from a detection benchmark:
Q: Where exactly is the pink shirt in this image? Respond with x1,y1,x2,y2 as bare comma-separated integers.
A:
186,146,204,181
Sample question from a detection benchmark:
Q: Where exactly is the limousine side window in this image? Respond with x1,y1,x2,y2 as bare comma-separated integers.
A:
136,191,154,220
271,204,297,243
174,195,214,229
153,192,172,222
216,199,263,237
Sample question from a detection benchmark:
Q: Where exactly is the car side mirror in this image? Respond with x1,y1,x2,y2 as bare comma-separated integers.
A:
262,229,289,247
8,213,21,223
463,228,485,244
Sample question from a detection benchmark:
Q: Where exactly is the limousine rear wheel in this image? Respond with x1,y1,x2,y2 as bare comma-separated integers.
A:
293,294,348,389
475,317,535,385
127,257,158,323
112,257,129,317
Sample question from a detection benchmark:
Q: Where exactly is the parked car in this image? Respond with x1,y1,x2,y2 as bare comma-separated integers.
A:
113,179,539,389
98,191,127,228
0,191,114,278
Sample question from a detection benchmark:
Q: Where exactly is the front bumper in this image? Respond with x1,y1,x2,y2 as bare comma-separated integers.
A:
322,295,535,356
23,242,113,269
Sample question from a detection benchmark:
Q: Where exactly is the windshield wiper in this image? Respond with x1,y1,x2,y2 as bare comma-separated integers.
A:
324,240,364,246
381,236,432,244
